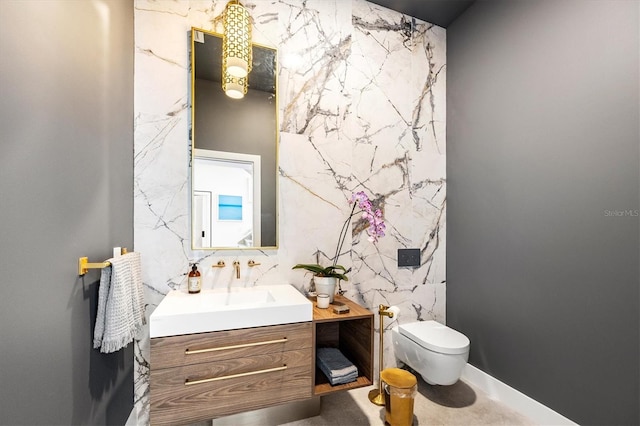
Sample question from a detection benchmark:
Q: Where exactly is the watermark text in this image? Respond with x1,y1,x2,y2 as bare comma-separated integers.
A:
604,209,639,217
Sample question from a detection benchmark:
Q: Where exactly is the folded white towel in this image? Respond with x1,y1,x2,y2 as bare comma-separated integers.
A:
93,252,145,353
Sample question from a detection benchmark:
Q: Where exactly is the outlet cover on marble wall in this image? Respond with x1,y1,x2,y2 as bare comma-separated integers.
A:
398,248,421,267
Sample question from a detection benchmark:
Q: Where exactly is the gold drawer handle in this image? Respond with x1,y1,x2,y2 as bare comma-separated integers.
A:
184,338,287,355
184,365,287,386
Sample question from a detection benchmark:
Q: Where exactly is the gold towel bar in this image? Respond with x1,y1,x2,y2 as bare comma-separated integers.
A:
184,338,287,355
184,365,287,386
78,248,128,275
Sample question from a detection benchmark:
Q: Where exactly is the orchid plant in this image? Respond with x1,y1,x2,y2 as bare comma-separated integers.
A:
293,191,386,284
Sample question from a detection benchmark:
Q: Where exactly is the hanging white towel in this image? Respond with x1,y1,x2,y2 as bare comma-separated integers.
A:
93,251,145,353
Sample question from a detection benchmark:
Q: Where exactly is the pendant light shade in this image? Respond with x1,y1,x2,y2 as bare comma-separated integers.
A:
223,72,247,99
223,1,252,79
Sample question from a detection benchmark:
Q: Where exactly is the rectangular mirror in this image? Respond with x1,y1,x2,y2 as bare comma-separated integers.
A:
190,28,278,249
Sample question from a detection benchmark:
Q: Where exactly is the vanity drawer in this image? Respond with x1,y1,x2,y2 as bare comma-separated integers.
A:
151,322,312,370
150,348,313,425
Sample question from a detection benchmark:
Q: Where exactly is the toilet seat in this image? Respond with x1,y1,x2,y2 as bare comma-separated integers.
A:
398,320,470,355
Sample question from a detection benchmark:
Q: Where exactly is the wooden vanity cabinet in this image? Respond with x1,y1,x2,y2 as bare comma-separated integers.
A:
312,295,374,396
150,322,313,425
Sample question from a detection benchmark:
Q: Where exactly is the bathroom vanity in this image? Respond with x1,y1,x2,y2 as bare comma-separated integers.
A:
150,322,313,425
148,287,373,425
312,295,374,396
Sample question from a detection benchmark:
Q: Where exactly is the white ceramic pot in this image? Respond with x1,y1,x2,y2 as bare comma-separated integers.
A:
314,276,337,303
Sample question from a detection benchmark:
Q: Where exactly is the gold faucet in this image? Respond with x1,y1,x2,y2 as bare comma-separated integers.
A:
233,261,240,279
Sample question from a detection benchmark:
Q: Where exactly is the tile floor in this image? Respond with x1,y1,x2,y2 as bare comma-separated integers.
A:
281,377,534,426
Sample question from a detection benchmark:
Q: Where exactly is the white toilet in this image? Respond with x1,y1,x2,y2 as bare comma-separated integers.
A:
391,320,470,385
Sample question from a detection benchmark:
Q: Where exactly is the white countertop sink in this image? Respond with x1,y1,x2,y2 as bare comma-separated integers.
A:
150,284,312,338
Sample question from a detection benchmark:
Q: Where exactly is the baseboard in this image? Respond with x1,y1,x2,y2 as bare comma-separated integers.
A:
461,364,577,426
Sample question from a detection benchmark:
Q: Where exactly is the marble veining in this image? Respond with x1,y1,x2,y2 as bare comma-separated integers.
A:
133,0,445,423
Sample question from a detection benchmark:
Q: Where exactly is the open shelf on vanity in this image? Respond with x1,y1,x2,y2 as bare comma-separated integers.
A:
312,295,374,396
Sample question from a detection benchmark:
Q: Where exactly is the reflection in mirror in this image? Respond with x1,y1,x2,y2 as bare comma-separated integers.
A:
193,149,261,248
191,28,277,249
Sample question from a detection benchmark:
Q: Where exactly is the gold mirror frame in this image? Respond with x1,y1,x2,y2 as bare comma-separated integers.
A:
190,27,278,250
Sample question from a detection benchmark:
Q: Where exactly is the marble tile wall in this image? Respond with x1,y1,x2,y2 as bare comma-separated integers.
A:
133,0,445,422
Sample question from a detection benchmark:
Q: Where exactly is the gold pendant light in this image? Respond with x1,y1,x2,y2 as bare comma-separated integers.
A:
223,71,247,99
222,0,252,79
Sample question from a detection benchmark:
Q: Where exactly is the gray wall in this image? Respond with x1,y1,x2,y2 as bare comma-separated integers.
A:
447,0,639,424
0,1,134,424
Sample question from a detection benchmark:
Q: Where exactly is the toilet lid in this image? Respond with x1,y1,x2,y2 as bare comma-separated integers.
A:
398,320,470,355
